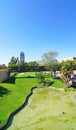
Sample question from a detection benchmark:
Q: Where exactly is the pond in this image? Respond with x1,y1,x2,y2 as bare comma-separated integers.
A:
6,87,76,130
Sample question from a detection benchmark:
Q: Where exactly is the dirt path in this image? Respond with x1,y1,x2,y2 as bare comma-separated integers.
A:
6,88,76,130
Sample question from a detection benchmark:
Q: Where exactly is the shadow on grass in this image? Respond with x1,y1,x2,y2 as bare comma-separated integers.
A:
70,85,76,89
2,74,35,85
0,86,11,97
3,77,16,84
43,80,54,86
2,73,17,84
16,76,35,79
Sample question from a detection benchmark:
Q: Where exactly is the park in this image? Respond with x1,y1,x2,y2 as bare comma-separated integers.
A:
0,71,76,130
0,0,76,129
0,51,76,129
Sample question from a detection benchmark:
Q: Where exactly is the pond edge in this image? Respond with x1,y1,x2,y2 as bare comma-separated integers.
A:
0,86,37,130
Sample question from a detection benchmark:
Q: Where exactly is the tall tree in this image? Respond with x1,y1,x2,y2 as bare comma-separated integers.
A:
9,57,19,64
41,51,58,76
8,57,19,71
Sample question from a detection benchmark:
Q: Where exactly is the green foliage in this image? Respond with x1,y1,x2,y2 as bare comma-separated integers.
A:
60,62,73,89
59,58,76,70
8,57,19,65
71,59,76,70
8,63,18,68
8,57,19,71
35,72,45,83
43,80,54,86
8,57,39,72
41,51,58,64
27,61,39,71
18,61,25,72
41,51,58,74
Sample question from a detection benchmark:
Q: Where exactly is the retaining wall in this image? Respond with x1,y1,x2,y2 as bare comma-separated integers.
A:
0,69,9,82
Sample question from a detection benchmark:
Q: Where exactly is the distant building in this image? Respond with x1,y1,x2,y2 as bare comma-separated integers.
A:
58,57,76,63
20,52,25,62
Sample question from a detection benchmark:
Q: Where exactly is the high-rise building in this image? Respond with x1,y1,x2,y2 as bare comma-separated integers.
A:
20,52,25,62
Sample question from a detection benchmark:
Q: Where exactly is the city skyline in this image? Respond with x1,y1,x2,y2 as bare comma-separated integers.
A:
0,0,76,65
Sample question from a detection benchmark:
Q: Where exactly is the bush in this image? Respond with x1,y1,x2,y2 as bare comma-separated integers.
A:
43,80,54,86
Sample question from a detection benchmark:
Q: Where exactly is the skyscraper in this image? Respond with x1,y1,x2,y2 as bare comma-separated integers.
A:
20,52,25,62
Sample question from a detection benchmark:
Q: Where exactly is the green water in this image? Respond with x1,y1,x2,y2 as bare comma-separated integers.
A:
6,87,76,130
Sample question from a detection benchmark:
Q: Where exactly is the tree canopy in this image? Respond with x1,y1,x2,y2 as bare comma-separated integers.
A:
41,51,58,76
60,61,73,89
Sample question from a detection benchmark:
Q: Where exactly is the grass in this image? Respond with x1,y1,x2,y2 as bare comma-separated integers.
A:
0,72,38,126
0,72,64,127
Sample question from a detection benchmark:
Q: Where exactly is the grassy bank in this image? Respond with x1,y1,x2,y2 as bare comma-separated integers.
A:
0,72,64,127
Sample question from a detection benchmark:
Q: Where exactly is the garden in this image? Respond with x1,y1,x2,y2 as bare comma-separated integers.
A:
0,72,76,130
0,72,64,127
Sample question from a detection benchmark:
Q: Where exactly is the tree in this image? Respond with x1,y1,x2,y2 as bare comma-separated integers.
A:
9,57,19,64
60,61,73,90
18,61,25,72
41,51,58,76
35,72,45,84
72,59,76,70
8,57,19,71
0,64,7,69
27,61,39,71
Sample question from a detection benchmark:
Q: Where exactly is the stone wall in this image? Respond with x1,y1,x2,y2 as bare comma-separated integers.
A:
0,69,9,82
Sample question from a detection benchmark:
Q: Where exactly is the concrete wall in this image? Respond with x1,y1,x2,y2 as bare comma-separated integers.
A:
0,69,9,82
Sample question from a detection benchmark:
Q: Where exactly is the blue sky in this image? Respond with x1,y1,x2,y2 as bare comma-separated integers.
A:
0,0,76,65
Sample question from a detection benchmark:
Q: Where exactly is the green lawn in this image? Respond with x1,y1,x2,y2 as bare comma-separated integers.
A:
0,72,64,127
